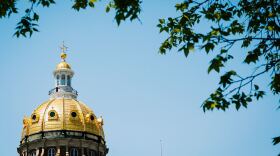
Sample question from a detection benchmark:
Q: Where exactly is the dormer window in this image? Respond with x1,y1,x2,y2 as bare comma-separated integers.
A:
86,113,95,123
48,110,59,120
71,112,77,118
31,113,39,123
70,110,80,122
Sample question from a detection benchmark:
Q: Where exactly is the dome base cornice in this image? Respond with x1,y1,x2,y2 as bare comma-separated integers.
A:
20,130,106,145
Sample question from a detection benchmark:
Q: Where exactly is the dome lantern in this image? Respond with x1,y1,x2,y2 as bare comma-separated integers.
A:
50,43,77,99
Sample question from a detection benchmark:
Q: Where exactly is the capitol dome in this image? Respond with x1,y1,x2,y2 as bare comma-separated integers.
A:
22,99,105,140
18,45,108,156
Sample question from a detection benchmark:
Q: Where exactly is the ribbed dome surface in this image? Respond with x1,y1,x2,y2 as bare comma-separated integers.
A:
22,98,104,140
56,61,71,69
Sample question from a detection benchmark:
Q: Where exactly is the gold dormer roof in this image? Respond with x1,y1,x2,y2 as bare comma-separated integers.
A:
21,98,105,139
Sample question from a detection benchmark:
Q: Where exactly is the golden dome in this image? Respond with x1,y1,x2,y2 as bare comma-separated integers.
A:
22,98,105,140
56,61,71,70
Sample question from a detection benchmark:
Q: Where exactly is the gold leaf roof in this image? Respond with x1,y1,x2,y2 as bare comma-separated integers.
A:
56,61,71,70
22,98,104,139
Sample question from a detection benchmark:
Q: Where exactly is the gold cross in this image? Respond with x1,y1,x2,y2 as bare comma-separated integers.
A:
60,41,68,61
60,41,68,53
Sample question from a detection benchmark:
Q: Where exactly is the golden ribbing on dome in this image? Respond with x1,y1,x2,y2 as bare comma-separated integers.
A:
56,61,71,70
21,99,105,140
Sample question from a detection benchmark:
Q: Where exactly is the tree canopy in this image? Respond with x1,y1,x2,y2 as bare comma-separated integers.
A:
1,0,279,151
156,0,279,148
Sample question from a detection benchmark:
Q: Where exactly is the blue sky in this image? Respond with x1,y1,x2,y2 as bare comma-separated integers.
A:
0,1,279,156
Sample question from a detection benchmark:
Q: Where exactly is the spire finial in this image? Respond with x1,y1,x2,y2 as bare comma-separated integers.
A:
60,41,68,61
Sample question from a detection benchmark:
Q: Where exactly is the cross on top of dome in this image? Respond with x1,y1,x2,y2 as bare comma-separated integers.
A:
60,41,68,61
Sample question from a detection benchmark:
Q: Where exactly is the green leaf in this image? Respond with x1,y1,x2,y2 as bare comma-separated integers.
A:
235,102,241,110
220,49,227,54
208,56,224,73
270,74,280,94
272,136,280,145
244,49,261,64
254,85,259,90
241,37,252,48
105,6,110,12
219,70,236,87
255,91,265,100
33,13,39,21
89,2,95,8
159,19,165,24
204,43,214,53
183,47,189,58
187,42,194,51
174,28,180,33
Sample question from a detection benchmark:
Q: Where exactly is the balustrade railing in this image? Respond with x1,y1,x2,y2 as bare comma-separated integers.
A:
48,86,78,96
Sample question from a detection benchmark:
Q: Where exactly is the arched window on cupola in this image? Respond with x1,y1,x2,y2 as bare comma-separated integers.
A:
67,75,71,86
56,75,60,86
48,148,56,156
70,148,78,156
61,74,66,85
30,151,36,156
90,150,97,156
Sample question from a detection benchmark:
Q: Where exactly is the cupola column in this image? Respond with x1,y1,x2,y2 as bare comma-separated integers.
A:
66,146,69,156
35,148,39,156
82,148,85,156
56,147,60,156
40,148,44,156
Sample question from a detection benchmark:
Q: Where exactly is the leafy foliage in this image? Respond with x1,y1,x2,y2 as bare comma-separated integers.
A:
157,0,280,149
106,0,141,25
273,136,280,145
14,0,55,37
157,1,280,114
72,0,96,10
0,0,18,18
1,0,141,37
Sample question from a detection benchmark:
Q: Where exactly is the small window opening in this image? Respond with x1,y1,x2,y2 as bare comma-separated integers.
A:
70,148,78,156
48,148,56,156
71,112,77,118
32,115,36,120
50,111,56,117
61,74,66,85
90,115,94,121
67,75,71,86
56,75,60,86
